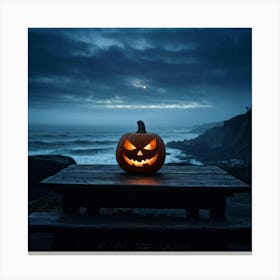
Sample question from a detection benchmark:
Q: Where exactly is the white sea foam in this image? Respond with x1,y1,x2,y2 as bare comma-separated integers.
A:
28,125,201,165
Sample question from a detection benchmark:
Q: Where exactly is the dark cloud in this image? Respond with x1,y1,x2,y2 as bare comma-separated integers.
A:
28,28,251,126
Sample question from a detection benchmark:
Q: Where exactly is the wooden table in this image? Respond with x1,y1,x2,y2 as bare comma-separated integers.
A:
41,165,250,219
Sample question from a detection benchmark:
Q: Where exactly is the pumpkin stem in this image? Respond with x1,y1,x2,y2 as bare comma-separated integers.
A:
137,120,147,133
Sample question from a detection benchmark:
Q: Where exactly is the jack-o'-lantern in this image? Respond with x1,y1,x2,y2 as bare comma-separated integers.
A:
116,120,165,173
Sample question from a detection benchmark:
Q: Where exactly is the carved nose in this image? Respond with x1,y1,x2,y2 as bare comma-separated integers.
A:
137,150,143,156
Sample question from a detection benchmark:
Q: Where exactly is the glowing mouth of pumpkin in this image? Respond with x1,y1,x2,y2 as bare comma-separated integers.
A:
123,153,158,167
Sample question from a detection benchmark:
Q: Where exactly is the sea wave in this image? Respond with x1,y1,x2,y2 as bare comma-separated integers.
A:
29,140,116,149
28,125,201,165
58,148,114,156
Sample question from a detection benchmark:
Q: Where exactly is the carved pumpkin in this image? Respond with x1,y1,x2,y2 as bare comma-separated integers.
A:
116,120,165,173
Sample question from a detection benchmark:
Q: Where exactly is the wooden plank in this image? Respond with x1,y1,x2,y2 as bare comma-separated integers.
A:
61,169,229,175
43,166,247,184
42,174,248,188
63,164,227,174
41,182,249,194
65,164,223,169
29,213,251,251
29,212,251,231
40,165,250,195
56,172,236,181
42,176,247,187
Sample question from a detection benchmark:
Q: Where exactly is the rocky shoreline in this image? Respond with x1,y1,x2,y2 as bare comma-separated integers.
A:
166,109,252,184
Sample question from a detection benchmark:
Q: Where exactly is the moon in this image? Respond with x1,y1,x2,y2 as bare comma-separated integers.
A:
142,85,147,89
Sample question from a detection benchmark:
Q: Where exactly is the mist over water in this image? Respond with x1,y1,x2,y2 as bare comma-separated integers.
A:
28,124,200,165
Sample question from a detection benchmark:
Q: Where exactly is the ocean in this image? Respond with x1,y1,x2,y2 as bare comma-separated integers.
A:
28,124,201,165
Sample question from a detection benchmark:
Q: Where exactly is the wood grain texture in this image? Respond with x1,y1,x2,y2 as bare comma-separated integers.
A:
39,165,250,215
41,165,250,194
61,164,228,173
29,212,251,232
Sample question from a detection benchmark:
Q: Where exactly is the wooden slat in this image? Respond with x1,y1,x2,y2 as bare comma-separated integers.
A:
29,213,251,251
41,164,250,193
41,181,248,194
46,165,243,183
29,212,251,231
63,164,227,174
56,172,238,180
44,177,247,187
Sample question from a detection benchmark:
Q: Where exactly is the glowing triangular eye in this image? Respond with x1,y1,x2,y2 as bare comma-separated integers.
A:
124,139,137,151
143,138,157,150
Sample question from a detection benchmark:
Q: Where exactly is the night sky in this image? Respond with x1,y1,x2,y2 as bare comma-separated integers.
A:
28,28,251,127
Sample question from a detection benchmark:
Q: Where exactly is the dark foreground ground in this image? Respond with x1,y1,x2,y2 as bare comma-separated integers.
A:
29,193,251,252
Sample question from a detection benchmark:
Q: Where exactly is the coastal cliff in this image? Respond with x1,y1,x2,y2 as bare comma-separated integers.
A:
167,109,252,183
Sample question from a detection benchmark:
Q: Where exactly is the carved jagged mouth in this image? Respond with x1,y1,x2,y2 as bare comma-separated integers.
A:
123,153,158,167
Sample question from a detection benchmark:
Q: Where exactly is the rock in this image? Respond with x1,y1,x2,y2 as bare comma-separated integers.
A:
29,155,76,200
166,109,252,183
219,160,251,185
167,109,251,164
